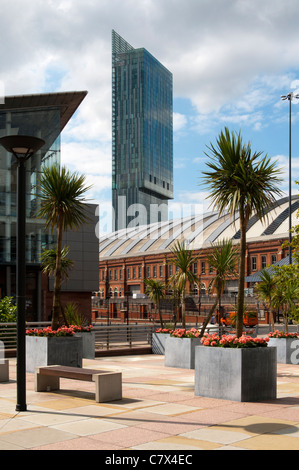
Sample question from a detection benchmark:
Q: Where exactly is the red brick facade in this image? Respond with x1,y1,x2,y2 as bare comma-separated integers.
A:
94,236,287,324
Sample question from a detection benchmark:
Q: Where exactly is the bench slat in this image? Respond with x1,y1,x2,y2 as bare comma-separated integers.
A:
38,366,109,382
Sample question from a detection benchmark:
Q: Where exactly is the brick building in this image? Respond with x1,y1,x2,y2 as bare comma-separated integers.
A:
95,196,299,324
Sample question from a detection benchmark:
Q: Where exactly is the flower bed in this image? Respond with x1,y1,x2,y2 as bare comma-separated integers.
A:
155,328,173,334
70,324,93,333
268,330,299,339
26,326,75,337
201,333,269,348
170,328,200,338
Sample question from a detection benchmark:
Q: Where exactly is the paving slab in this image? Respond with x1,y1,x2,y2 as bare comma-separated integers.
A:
0,355,298,451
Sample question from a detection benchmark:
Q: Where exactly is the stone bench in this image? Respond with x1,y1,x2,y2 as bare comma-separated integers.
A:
0,360,9,382
35,365,122,403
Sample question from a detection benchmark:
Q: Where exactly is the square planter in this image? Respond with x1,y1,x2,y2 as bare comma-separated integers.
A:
152,333,169,355
164,336,202,369
195,346,277,402
26,336,83,373
0,359,9,382
268,337,299,364
75,331,95,359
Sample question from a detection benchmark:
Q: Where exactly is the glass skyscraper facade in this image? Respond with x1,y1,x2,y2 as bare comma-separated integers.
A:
112,30,173,231
0,91,88,318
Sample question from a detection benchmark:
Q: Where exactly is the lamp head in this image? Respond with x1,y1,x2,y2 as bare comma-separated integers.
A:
0,135,45,160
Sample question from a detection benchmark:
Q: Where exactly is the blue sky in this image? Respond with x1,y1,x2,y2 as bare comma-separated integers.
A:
1,0,299,234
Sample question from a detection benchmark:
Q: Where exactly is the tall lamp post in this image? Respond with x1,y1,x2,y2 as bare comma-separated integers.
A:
281,92,299,264
0,135,45,412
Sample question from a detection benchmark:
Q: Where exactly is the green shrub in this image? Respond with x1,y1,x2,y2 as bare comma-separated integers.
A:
0,297,17,322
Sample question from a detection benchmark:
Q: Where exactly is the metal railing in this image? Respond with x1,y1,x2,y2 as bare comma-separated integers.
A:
0,322,51,350
93,324,154,351
0,322,155,353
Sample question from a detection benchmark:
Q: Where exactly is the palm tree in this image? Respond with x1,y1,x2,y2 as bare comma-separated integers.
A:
36,165,91,329
41,246,74,326
202,127,282,337
200,238,239,336
168,240,200,329
144,278,165,328
254,269,276,332
41,246,74,281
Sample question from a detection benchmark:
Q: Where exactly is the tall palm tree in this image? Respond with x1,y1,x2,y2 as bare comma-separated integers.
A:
36,165,91,329
200,238,239,336
168,240,200,329
41,246,74,281
144,278,165,328
202,127,282,337
254,269,276,332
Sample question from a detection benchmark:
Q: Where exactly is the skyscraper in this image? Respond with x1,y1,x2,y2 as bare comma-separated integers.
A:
112,30,173,231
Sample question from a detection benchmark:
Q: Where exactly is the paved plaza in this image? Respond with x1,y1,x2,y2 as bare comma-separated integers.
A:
0,354,298,451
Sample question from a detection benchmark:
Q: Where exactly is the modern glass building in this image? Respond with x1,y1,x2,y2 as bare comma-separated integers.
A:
0,91,99,321
112,30,173,231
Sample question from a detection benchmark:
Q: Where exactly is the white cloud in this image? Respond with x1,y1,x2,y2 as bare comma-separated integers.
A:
2,0,299,220
173,113,187,133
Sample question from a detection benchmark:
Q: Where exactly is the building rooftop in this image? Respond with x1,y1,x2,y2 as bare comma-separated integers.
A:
0,90,88,133
99,195,299,259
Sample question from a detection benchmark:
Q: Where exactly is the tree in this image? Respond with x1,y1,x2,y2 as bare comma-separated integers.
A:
272,264,299,333
0,297,17,322
254,269,276,332
202,127,282,337
41,246,74,281
200,238,239,336
168,240,200,329
40,246,74,326
36,165,91,330
144,278,166,328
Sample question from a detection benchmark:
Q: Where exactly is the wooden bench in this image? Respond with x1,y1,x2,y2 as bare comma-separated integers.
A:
35,365,122,403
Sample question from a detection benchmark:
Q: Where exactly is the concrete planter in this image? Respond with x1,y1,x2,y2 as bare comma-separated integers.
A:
75,331,95,359
152,333,169,355
268,337,299,364
26,336,83,373
195,346,277,402
164,336,202,369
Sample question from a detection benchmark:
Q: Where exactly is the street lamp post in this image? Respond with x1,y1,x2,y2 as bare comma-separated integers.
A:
281,92,299,265
0,135,45,412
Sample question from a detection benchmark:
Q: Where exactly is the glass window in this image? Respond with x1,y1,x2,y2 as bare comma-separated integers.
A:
261,255,267,269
